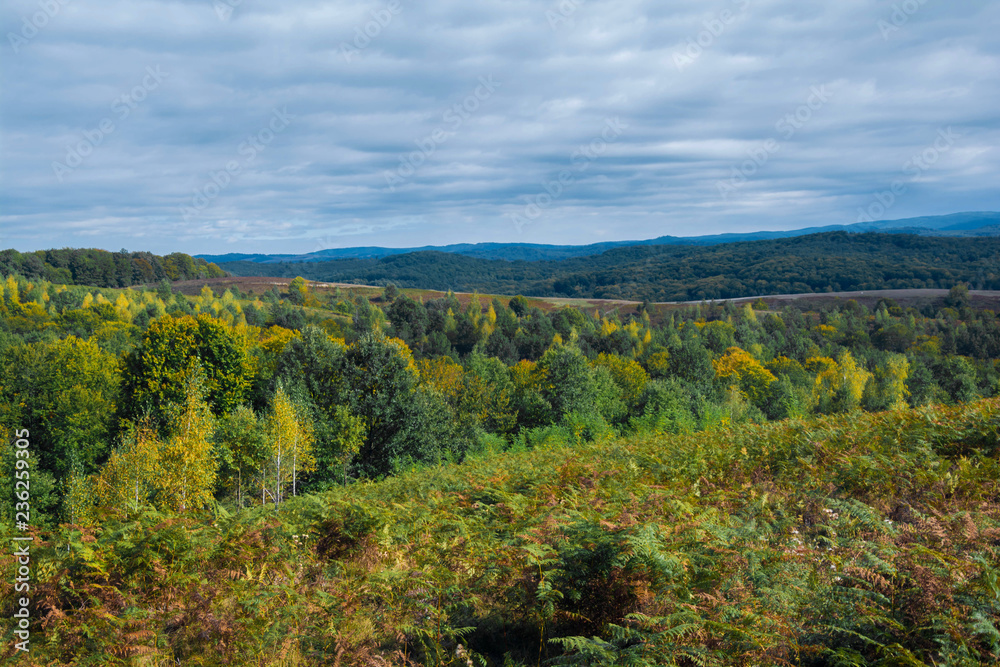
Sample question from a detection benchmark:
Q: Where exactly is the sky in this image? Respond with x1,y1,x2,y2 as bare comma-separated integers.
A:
1,0,998,255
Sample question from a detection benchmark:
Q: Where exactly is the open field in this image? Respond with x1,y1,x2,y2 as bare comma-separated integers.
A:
165,277,1000,314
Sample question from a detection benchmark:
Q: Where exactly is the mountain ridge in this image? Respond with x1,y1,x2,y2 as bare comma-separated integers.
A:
198,211,1000,264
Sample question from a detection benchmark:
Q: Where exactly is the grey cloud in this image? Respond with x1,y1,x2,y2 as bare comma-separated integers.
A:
1,0,998,253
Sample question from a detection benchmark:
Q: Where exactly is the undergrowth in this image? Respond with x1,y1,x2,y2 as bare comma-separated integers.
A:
3,399,1000,665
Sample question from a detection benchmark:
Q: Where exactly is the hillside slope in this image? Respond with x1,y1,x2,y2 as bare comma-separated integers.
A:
218,232,1000,301
7,399,1000,665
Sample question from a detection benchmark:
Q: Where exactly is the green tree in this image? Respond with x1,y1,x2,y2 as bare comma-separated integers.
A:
121,314,253,428
214,405,268,508
862,352,910,411
343,331,420,477
592,353,649,416
537,342,624,424
288,276,309,305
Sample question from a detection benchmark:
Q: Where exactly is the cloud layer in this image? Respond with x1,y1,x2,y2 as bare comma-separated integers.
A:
2,0,998,254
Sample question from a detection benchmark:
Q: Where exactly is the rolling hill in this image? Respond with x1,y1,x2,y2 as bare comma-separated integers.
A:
199,211,1000,264
216,231,1000,302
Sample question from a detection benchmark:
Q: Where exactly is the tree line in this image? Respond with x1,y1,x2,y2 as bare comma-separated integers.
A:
0,247,226,289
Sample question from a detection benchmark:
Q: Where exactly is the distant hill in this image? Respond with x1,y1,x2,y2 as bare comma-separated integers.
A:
217,231,1000,302
199,212,1000,264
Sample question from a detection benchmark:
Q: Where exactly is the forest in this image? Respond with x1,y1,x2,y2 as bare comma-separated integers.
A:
0,248,226,289
217,232,1000,301
1,267,999,665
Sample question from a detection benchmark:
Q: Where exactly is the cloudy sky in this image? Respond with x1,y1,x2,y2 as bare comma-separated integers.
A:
1,0,998,255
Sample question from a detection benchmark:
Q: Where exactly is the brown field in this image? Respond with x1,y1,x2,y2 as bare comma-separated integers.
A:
162,278,1000,318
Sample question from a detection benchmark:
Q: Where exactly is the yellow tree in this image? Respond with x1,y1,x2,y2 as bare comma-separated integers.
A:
266,386,315,504
862,353,910,411
712,346,777,405
155,378,217,512
807,351,872,414
644,348,671,379
92,420,161,519
592,353,649,413
330,404,366,486
417,357,465,408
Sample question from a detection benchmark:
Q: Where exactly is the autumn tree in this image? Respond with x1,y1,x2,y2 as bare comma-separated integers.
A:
807,351,872,414
712,346,777,407
265,385,316,504
592,353,649,416
288,276,309,305
92,420,161,519
862,352,910,412
155,376,217,512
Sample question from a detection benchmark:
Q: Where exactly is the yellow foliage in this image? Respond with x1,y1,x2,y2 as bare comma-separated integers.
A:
156,380,217,512
266,386,316,502
512,359,541,391
5,276,19,304
593,353,649,409
114,293,132,320
645,348,671,378
809,351,872,413
93,421,161,519
712,346,776,404
418,357,465,405
767,356,805,378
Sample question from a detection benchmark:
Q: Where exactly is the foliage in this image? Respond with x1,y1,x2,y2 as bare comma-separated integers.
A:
5,398,1000,665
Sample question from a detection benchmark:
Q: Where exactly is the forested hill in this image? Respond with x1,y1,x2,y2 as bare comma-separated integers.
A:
198,211,1000,264
219,232,1000,301
0,248,225,288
